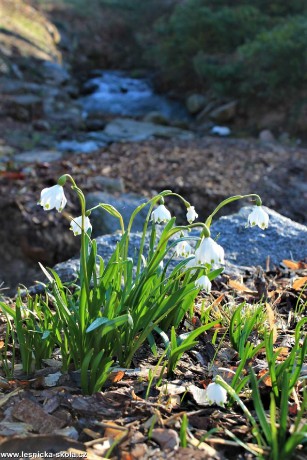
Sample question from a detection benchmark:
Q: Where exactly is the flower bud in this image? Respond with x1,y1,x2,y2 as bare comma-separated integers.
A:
57,175,67,187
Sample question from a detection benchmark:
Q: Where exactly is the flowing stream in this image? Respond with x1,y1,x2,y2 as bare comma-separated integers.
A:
80,70,189,121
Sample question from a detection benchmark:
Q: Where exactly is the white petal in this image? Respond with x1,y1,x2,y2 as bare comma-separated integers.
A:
38,185,67,212
195,237,224,265
186,206,198,223
151,204,171,223
247,206,269,229
195,275,211,293
175,240,193,257
70,216,92,236
206,382,227,407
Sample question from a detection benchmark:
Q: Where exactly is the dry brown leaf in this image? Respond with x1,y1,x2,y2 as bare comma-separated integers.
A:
228,279,256,294
211,293,225,306
282,260,307,270
292,277,307,290
264,302,277,342
12,398,66,433
109,370,125,383
258,369,272,387
274,347,290,360
104,422,128,441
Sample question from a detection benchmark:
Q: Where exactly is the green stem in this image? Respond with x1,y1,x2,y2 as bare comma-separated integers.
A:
61,174,91,330
124,191,171,271
214,375,265,448
87,203,125,234
205,194,262,227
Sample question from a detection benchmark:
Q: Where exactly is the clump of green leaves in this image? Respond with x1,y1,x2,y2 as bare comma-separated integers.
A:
215,317,307,459
1,174,266,394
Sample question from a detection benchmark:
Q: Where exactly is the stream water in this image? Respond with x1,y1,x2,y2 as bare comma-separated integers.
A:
80,70,189,121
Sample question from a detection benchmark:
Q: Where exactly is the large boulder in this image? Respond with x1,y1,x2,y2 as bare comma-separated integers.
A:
52,207,307,283
0,0,61,79
86,192,148,237
103,118,194,142
210,206,307,267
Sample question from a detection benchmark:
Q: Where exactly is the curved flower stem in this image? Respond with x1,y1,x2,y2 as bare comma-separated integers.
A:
87,204,125,235
135,202,156,277
205,194,262,227
124,191,172,274
163,192,190,208
60,174,90,332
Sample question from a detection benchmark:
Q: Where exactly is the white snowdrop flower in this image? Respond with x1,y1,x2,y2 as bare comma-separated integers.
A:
247,206,269,230
206,382,227,407
195,237,224,265
151,204,171,224
175,240,193,257
195,275,211,293
186,206,198,223
184,256,204,275
70,216,92,236
38,184,67,212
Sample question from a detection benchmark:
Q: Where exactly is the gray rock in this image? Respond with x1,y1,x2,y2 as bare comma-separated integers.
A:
209,101,238,123
86,131,112,146
0,78,42,95
52,206,307,284
2,94,43,122
211,206,307,267
186,94,207,115
87,176,125,193
142,111,169,125
57,140,101,154
14,150,63,164
41,61,70,85
103,118,194,142
259,129,275,143
86,192,148,236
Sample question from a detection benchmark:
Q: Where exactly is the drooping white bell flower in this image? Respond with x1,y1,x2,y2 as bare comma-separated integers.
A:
206,382,227,407
38,184,67,212
151,204,171,224
186,206,198,223
195,275,211,293
195,237,224,265
247,206,269,230
70,216,92,236
175,240,193,257
184,256,204,275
